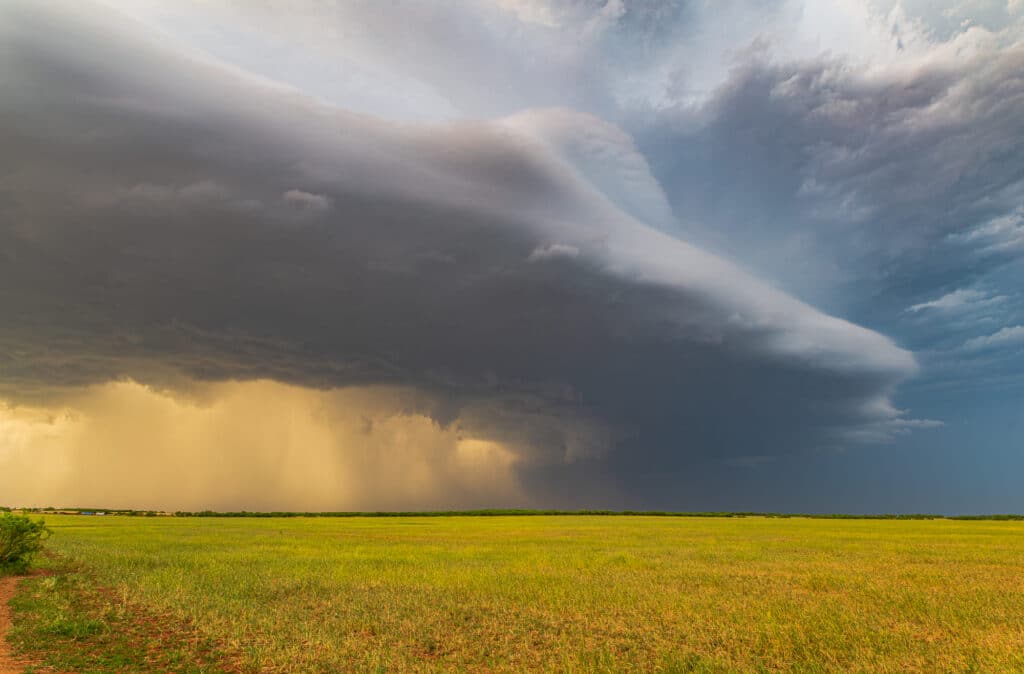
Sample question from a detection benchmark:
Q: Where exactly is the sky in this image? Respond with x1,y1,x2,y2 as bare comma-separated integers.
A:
0,0,1021,513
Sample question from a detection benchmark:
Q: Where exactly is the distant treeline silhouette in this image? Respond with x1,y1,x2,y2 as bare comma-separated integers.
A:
4,506,1023,520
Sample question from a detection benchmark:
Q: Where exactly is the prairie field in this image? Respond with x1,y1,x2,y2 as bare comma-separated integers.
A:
8,515,1024,672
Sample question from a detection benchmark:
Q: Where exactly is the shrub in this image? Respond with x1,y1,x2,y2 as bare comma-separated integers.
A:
0,513,51,574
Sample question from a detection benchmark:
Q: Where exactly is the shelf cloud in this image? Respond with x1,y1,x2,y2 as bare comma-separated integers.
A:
0,0,938,509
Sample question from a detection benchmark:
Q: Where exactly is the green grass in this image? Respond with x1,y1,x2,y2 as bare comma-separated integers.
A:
10,515,1024,672
8,559,237,673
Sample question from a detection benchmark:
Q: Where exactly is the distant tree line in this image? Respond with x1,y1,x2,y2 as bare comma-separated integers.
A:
4,506,1023,520
168,510,1024,520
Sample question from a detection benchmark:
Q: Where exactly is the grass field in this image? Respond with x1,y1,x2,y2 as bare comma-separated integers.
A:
8,515,1024,672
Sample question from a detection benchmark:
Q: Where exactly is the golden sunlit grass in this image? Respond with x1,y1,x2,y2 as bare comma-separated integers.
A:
10,515,1024,672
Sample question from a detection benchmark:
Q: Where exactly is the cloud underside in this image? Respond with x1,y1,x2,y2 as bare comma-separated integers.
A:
0,2,921,508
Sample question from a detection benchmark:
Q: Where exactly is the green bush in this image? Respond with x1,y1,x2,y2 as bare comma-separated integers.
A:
0,513,51,574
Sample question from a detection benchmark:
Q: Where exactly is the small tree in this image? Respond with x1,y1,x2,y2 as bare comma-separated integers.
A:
0,513,51,574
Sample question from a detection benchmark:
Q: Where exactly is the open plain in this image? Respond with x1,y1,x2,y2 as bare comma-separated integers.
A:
6,515,1024,672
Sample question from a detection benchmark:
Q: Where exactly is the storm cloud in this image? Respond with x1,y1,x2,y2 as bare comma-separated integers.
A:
0,0,984,510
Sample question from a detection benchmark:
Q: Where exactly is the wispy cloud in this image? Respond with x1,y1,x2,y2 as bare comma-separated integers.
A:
283,189,332,213
907,289,1006,313
963,325,1024,351
949,208,1024,254
527,243,580,263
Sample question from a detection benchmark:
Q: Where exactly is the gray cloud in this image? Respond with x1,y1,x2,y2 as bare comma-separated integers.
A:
283,189,332,212
0,0,930,507
527,243,580,263
637,34,1024,296
963,325,1024,351
623,15,1024,417
907,289,1007,313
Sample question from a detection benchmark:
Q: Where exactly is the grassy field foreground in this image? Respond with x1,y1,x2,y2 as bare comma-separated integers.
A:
8,515,1024,672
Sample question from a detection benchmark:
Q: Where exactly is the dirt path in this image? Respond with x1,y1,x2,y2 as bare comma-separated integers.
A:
0,575,26,674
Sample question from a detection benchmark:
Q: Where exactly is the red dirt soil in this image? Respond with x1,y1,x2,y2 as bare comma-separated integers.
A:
0,572,58,674
0,575,27,674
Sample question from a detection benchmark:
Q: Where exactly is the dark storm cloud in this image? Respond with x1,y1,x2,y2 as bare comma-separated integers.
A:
629,23,1024,409
0,0,924,506
636,37,1024,297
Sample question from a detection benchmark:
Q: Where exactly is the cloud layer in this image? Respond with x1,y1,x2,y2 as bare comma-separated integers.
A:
0,0,968,509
